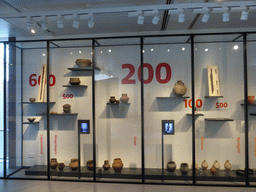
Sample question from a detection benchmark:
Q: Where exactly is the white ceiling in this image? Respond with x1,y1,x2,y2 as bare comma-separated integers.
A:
0,0,256,41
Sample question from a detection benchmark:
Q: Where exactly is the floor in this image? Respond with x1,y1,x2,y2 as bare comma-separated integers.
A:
0,179,256,192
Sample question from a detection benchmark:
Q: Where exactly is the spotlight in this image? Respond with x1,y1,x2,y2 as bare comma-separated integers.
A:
27,17,37,34
137,13,144,25
241,10,249,20
178,13,185,23
41,17,48,30
88,15,95,28
152,15,160,25
234,45,239,50
73,15,80,28
202,13,210,23
57,16,64,28
223,11,229,22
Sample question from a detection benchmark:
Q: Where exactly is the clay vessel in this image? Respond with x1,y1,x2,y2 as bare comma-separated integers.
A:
224,160,232,171
109,96,116,104
236,169,253,176
210,166,217,175
167,161,176,172
213,160,220,170
112,158,124,172
69,158,79,170
75,59,92,68
86,160,94,170
201,160,208,171
120,94,129,103
63,104,71,113
27,117,36,123
248,96,255,105
173,80,187,97
180,163,189,175
69,78,81,85
29,98,36,103
103,160,110,170
58,162,65,171
50,158,58,169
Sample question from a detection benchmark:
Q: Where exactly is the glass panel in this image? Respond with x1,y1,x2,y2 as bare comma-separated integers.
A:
194,34,245,185
5,42,23,178
95,38,142,182
7,42,48,179
248,33,256,185
49,40,93,181
143,36,193,184
0,43,4,178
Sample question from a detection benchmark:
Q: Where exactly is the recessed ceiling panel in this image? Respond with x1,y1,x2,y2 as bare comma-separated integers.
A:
96,38,140,46
144,36,190,45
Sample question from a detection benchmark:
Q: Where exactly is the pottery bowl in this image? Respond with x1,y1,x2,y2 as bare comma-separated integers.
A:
75,59,92,68
248,96,255,105
29,98,36,103
27,117,36,123
69,78,81,85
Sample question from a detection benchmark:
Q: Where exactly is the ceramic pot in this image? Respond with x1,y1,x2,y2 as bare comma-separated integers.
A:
103,160,110,170
224,160,232,171
27,117,36,123
120,94,129,103
210,166,217,175
86,160,94,170
63,104,71,113
58,163,65,171
180,163,189,175
191,162,198,170
213,160,220,170
201,160,208,171
75,59,92,68
69,158,79,170
50,158,58,169
112,158,124,172
109,96,116,104
29,98,36,103
167,161,176,172
69,78,81,85
173,80,187,97
248,96,255,105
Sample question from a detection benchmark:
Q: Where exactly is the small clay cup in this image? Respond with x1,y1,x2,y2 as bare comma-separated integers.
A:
29,98,36,103
248,96,255,105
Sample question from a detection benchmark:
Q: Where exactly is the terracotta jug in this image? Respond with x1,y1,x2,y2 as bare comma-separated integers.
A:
173,80,187,97
50,158,58,169
103,160,110,170
180,163,189,175
112,158,124,172
63,104,71,113
167,161,176,172
224,160,232,171
201,160,208,171
69,158,79,170
210,166,217,175
58,162,65,171
109,96,116,104
120,94,129,103
86,160,94,170
248,96,255,105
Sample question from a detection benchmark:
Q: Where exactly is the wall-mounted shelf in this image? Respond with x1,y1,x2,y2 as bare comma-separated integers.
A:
186,113,204,116
22,102,56,104
68,67,101,71
23,121,39,124
250,113,256,116
205,118,234,121
107,103,130,105
241,103,256,106
205,96,223,98
156,96,190,99
63,85,88,87
36,113,78,116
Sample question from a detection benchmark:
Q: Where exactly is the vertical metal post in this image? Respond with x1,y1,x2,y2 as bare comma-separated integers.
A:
191,35,196,185
243,33,249,186
46,41,50,180
92,39,96,181
3,43,7,178
78,123,81,179
140,37,145,183
161,133,164,182
21,48,24,168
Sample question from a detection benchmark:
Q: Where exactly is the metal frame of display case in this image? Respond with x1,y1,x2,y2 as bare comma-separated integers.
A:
0,31,255,187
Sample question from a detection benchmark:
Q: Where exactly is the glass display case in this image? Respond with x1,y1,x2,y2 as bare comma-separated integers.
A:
1,32,256,186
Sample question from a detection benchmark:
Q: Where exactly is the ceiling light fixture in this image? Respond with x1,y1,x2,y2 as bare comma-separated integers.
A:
201,8,211,23
88,14,95,28
178,9,185,23
223,8,230,22
26,17,37,34
152,10,160,25
57,16,64,28
137,11,144,25
241,8,249,20
41,16,48,30
73,14,80,28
